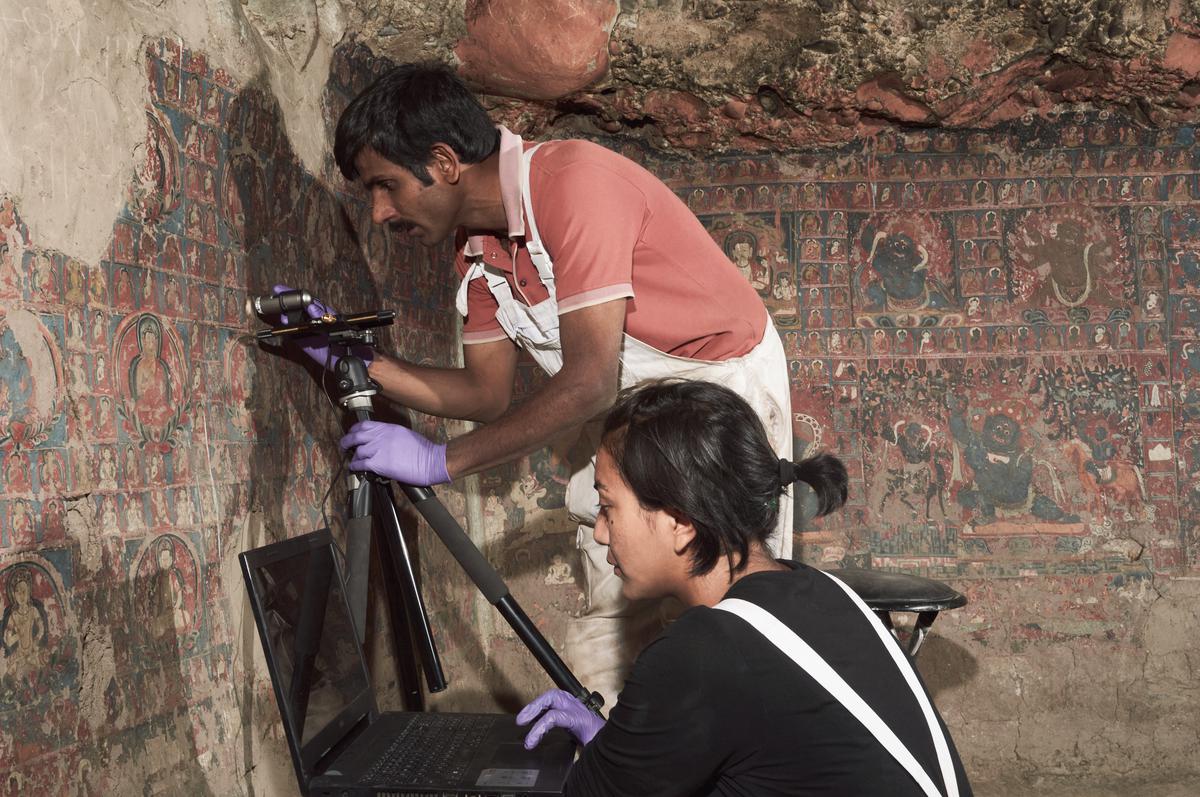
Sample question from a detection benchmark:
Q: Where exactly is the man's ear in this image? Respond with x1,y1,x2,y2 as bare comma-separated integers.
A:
429,143,462,185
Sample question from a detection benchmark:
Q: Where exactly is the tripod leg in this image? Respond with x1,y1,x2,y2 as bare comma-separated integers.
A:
373,480,449,696
399,484,604,714
374,528,427,712
346,471,431,709
344,475,372,645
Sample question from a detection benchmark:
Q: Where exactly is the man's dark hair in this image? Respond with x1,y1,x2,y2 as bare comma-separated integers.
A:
601,379,848,577
334,61,500,185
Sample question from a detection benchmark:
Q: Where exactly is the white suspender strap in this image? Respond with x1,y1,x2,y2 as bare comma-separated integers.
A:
455,261,485,316
713,597,952,797
517,142,556,290
455,260,520,317
815,570,959,797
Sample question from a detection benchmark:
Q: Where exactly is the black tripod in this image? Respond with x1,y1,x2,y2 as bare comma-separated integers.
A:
256,294,603,715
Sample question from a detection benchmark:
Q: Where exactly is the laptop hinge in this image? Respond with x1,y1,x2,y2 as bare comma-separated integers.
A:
313,712,371,775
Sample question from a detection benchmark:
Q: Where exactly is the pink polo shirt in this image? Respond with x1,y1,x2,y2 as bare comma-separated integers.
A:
455,129,767,361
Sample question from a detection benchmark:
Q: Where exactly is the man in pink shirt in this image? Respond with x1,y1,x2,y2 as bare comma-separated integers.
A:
309,61,792,708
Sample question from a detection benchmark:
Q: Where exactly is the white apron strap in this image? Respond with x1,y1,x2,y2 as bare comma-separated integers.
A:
714,594,956,797
455,260,520,317
518,142,556,290
455,260,485,316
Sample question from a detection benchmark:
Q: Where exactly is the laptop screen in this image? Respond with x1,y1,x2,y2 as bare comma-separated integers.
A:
250,540,370,746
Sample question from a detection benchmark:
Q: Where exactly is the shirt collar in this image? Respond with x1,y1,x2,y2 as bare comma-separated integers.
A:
464,125,525,257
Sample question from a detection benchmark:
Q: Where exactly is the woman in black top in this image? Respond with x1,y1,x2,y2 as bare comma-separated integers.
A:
518,379,973,797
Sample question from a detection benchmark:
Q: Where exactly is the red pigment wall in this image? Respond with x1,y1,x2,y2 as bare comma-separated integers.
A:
0,40,457,792
2,38,1199,792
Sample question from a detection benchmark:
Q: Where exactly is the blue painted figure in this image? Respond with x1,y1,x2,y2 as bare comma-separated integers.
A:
947,395,1078,524
860,223,952,312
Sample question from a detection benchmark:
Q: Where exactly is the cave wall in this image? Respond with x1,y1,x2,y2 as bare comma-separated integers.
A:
0,33,463,795
645,119,1200,786
3,0,1200,794
435,113,1200,789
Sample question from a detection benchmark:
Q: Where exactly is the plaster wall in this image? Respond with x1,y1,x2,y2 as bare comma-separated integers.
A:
431,117,1200,790
1,2,1200,796
0,30,463,794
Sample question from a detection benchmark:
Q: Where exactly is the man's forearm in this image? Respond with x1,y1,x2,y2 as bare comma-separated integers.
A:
367,352,511,422
444,373,614,479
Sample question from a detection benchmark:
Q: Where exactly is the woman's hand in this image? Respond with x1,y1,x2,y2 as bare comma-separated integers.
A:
516,689,605,749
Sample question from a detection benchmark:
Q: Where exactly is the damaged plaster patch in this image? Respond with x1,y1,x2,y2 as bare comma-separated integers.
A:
63,493,122,733
240,0,347,172
0,0,344,263
0,0,147,263
1,308,58,418
1143,580,1200,659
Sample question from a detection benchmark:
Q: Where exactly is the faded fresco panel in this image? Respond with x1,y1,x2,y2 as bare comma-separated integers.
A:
850,211,960,328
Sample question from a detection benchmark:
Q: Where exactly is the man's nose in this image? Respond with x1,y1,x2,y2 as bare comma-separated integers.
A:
592,517,609,546
372,195,397,225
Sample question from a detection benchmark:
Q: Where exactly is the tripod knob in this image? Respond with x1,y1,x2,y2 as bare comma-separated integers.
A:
333,355,378,412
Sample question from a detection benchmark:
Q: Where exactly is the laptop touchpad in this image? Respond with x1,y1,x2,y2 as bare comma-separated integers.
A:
475,743,558,788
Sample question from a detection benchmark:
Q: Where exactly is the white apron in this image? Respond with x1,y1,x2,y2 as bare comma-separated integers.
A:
456,142,793,708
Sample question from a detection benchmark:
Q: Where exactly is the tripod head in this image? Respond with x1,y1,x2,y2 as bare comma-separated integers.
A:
252,288,394,414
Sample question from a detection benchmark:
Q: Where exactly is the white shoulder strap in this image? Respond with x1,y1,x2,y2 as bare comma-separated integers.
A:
518,142,555,289
455,261,519,317
817,569,959,797
714,594,956,797
455,260,485,317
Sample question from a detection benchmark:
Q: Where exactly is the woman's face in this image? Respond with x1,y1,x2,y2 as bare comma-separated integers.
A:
592,447,683,602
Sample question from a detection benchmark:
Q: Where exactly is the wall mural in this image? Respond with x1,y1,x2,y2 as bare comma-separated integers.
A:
0,558,76,704
0,35,1198,790
112,312,190,452
0,38,462,788
670,116,1197,576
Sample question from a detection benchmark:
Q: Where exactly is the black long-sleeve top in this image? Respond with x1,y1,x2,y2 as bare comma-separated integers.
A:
565,562,973,796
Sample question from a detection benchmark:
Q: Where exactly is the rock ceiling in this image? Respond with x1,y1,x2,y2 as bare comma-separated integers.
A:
338,0,1200,151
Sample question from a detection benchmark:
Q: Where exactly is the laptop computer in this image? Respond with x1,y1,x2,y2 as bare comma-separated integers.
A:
241,528,576,796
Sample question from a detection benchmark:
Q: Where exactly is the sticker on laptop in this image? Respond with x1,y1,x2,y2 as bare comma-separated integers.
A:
476,768,539,788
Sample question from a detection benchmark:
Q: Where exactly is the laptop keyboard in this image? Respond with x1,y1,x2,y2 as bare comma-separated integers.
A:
363,714,495,785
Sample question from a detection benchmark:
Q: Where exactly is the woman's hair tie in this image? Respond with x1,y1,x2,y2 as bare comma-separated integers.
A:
778,457,796,486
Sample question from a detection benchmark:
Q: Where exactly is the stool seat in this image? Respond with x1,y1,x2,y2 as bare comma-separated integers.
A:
824,567,967,657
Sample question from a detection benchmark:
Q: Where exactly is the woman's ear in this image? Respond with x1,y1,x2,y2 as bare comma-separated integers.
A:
666,509,697,556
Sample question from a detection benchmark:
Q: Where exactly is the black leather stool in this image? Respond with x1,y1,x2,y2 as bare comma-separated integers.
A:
824,568,967,658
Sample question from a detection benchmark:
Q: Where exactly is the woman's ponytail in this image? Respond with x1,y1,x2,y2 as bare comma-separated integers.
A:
789,452,848,518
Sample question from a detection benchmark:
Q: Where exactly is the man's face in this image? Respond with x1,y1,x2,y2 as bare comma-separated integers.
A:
592,447,682,602
354,147,460,246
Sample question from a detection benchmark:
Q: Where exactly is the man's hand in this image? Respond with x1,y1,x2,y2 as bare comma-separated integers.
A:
516,689,605,749
339,420,451,486
271,284,373,370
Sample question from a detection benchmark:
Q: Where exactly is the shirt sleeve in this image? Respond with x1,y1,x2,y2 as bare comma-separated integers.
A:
530,155,643,315
564,616,733,797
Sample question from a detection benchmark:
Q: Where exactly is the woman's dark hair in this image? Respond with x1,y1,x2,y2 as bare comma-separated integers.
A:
601,379,848,577
334,61,500,185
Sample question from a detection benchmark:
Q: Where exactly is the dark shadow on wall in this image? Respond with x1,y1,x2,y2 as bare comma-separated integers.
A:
901,629,979,702
223,80,413,776
124,546,217,795
225,41,469,768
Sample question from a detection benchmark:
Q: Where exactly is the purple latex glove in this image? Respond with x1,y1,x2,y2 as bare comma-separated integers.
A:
271,284,372,370
340,420,451,486
516,689,605,750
